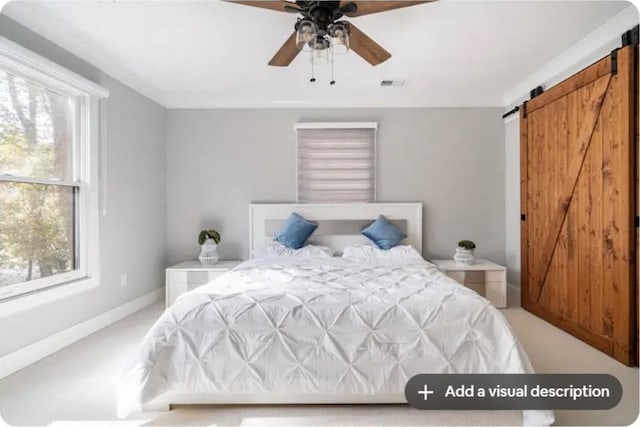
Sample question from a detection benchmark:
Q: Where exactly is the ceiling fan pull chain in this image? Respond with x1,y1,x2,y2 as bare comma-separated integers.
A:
310,53,316,83
232,0,427,69
330,47,336,85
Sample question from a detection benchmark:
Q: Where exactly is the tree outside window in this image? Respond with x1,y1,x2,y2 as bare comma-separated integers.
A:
0,70,77,290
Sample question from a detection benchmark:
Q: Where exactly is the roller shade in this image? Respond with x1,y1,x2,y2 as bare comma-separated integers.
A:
296,124,376,203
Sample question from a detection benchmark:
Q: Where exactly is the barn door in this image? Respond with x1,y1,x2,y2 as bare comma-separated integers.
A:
520,45,637,366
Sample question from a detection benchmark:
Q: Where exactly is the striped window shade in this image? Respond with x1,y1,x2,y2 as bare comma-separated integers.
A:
296,123,377,203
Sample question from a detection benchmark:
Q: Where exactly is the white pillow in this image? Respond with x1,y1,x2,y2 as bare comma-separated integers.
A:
253,242,335,259
342,244,425,262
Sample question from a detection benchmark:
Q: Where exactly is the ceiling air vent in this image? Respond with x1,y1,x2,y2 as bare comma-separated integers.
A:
380,79,406,87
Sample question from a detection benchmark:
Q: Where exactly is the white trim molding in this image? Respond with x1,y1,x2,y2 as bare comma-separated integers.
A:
2,1,164,105
0,35,106,303
294,124,378,203
0,35,108,98
503,112,519,125
0,288,164,379
503,5,639,109
507,283,522,308
0,278,98,318
294,122,378,130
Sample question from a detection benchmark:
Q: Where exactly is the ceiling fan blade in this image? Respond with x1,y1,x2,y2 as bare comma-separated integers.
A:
268,32,301,66
225,1,301,13
348,23,391,66
340,1,432,17
338,2,358,14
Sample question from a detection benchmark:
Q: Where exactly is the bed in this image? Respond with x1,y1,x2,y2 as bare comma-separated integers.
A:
117,203,554,426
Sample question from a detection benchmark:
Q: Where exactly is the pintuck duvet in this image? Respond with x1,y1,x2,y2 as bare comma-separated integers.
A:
117,257,554,426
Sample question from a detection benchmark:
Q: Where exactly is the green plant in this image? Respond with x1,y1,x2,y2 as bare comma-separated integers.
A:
198,229,221,245
457,240,476,250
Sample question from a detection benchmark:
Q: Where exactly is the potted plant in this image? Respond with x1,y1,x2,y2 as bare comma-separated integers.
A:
198,229,221,264
454,239,476,265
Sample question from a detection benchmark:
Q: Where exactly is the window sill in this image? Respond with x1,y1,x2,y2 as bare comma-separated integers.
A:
0,277,98,317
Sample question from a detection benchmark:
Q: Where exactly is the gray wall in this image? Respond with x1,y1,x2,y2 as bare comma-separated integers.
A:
0,17,506,356
166,108,505,264
0,17,167,356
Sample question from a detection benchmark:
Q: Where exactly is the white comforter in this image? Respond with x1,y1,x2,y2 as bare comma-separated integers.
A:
117,257,553,425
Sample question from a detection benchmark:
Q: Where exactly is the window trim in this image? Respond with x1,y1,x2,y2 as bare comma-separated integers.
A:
294,122,378,130
0,36,108,98
0,36,108,307
294,122,378,203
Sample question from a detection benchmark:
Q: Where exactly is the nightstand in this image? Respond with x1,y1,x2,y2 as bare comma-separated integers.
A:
165,260,243,307
431,259,507,308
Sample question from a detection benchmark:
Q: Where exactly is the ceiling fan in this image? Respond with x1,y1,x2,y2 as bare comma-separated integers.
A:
226,1,433,67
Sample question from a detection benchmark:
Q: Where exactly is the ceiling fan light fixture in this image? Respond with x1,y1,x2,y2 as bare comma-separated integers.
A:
328,22,349,55
312,48,329,64
296,20,317,51
310,36,330,64
231,0,431,69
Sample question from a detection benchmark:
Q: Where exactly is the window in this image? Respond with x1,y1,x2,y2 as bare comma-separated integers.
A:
295,123,377,203
0,37,107,301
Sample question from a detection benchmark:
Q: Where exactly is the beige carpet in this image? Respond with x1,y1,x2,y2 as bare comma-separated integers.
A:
0,292,637,427
146,405,521,427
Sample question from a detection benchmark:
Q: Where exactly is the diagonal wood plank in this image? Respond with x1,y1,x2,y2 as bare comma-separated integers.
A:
533,74,612,303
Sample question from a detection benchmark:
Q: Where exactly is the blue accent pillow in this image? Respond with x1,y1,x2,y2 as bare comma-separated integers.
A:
361,215,407,250
274,213,318,249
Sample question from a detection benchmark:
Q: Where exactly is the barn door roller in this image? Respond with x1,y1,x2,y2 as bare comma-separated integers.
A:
622,25,639,47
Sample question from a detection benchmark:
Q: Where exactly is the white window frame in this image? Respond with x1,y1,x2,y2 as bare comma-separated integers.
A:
0,36,108,310
294,122,378,203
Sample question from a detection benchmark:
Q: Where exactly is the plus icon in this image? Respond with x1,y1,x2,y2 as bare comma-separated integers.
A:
418,384,435,400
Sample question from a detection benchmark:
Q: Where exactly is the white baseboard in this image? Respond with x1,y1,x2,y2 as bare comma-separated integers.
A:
507,283,521,308
0,287,164,379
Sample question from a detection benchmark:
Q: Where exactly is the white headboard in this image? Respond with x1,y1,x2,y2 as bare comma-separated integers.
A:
249,203,422,258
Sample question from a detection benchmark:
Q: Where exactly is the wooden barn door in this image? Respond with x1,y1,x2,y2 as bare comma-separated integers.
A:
520,45,637,366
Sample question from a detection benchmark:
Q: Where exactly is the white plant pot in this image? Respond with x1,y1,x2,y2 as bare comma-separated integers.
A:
454,247,475,265
198,239,219,265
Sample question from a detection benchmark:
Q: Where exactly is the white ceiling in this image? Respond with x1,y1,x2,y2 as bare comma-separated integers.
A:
2,0,631,108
